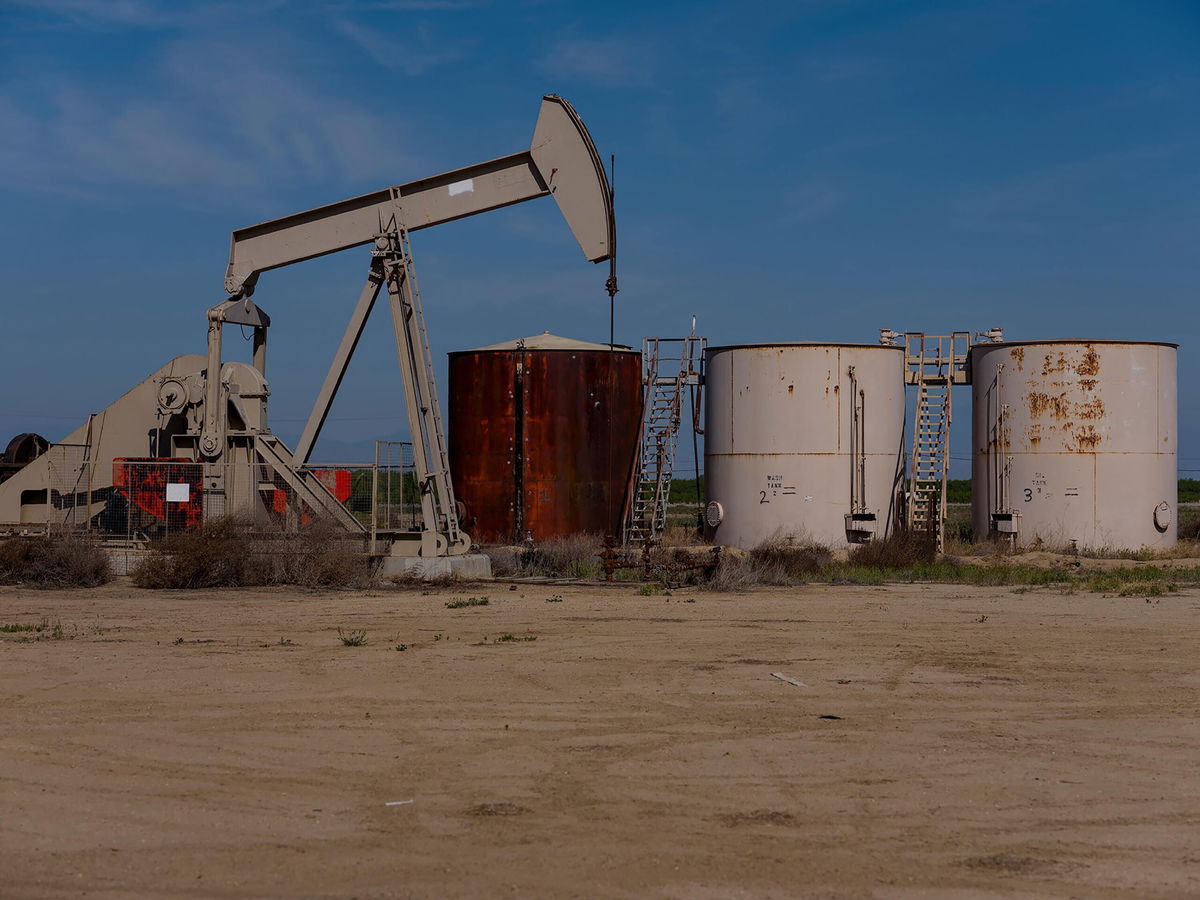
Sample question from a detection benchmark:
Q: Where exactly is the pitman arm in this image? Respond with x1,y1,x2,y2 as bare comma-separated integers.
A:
224,94,614,297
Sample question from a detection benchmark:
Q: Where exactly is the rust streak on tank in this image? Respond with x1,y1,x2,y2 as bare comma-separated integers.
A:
1068,424,1102,452
1076,396,1105,420
1075,346,1100,377
1027,391,1072,421
1041,352,1068,376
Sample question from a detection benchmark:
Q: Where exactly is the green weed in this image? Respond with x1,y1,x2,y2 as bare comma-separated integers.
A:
1118,582,1170,597
0,618,49,633
445,596,489,609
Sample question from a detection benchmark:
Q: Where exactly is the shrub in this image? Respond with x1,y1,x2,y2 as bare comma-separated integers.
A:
1178,515,1200,542
708,540,831,591
0,533,110,588
259,522,372,588
848,532,936,568
481,545,522,577
132,519,251,589
523,534,603,578
132,518,371,589
483,534,604,579
748,542,831,578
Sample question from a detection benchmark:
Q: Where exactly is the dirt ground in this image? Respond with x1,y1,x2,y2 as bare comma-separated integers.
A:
2,579,1199,899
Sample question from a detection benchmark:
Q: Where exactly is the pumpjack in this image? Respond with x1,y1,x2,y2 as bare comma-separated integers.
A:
0,95,616,569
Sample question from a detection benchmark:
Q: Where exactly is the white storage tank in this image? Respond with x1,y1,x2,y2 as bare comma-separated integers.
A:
970,340,1177,551
704,343,906,549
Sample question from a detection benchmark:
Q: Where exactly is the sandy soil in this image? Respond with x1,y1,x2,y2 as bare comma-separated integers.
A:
2,579,1199,899
954,550,1200,571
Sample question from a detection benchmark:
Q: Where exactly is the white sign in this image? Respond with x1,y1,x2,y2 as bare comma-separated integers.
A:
448,178,475,197
166,483,190,503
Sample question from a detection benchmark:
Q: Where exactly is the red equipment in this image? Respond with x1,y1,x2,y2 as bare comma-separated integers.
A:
112,458,204,530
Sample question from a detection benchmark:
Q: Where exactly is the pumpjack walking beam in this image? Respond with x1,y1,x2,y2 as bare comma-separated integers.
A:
206,95,616,556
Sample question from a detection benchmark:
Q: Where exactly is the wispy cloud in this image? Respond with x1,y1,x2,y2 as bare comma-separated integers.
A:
811,55,877,83
5,0,279,29
332,16,465,74
951,143,1186,229
0,34,418,200
325,0,483,9
538,35,657,88
779,177,843,225
7,0,177,27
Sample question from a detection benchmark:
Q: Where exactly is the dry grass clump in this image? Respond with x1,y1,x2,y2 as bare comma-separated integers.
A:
131,519,250,588
258,522,373,588
526,533,604,578
661,523,705,546
132,518,370,589
480,545,522,577
848,532,937,568
709,541,831,591
0,533,111,588
483,533,604,579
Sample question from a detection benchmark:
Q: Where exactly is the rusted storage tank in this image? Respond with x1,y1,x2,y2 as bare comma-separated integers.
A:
448,332,642,543
970,340,1177,550
704,343,906,549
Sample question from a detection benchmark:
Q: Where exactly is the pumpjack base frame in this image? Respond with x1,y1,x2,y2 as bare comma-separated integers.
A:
379,552,492,581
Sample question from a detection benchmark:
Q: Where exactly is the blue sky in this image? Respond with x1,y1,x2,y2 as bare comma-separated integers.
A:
1,0,1197,476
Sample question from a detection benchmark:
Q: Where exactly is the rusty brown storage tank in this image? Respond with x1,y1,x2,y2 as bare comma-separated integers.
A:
971,340,1177,551
448,332,642,543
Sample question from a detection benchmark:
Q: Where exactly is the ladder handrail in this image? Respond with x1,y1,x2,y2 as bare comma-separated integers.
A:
904,332,962,553
624,334,705,544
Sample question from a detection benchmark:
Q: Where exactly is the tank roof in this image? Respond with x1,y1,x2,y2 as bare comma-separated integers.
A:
970,339,1178,351
454,331,636,353
706,342,903,353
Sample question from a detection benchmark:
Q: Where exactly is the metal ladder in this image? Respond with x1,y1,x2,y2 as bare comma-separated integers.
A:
903,333,970,552
380,219,463,551
624,334,704,545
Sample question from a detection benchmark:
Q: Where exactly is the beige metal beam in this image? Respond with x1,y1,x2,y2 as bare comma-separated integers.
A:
225,95,614,298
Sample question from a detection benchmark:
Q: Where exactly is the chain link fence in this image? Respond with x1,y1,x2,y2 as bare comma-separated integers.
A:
372,440,421,532
10,441,421,547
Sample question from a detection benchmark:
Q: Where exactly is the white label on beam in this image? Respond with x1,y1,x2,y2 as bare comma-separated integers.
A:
166,483,190,503
448,178,474,197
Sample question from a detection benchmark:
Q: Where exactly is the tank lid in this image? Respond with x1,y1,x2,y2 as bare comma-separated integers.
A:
706,341,903,353
456,331,636,353
969,338,1178,351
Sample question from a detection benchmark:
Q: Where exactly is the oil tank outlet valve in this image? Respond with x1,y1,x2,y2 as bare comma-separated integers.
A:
845,512,877,543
